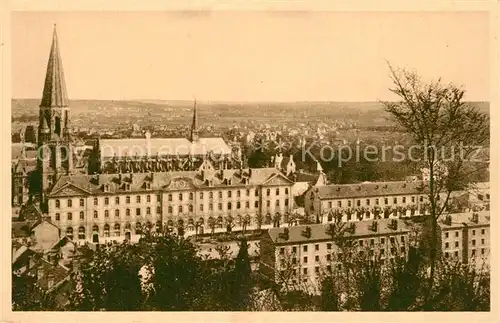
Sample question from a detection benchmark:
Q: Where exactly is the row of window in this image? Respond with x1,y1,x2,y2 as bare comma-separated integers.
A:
444,228,487,239
55,206,163,221
279,236,406,255
54,188,291,208
327,195,427,209
443,248,488,258
444,238,487,249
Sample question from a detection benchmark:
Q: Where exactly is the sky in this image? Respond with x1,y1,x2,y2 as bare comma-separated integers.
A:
11,11,490,102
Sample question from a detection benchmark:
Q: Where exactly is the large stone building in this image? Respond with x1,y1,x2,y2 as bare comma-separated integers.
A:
47,163,294,244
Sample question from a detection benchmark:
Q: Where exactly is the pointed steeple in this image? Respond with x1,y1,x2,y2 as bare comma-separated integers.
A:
190,98,199,142
40,24,68,108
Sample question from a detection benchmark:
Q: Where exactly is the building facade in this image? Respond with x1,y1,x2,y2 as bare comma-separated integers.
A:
46,165,294,244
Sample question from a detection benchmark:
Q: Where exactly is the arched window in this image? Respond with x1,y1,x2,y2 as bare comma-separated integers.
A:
115,209,120,217
267,189,271,196
136,222,142,235
156,221,161,233
285,188,289,195
115,196,120,204
168,206,173,213
55,213,60,221
105,197,109,205
146,221,153,230
168,194,172,201
237,190,241,197
78,226,85,240
217,216,223,228
93,210,98,218
147,195,151,202
104,210,109,217
179,205,183,213
114,223,120,236
79,211,84,220
126,208,130,216
67,212,72,221
66,227,73,240
92,225,99,232
79,198,85,207
189,193,193,200
188,205,193,212
104,224,110,237
55,200,60,208
276,188,280,195
125,222,131,230
67,199,72,207
146,207,151,215
179,193,183,201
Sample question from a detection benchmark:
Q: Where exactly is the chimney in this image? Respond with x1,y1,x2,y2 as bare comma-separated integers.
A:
472,212,479,223
350,222,356,234
150,172,154,181
371,221,378,232
444,215,452,225
391,219,398,230
118,173,122,184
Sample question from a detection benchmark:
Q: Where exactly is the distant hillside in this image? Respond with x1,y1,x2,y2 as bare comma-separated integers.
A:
11,99,489,131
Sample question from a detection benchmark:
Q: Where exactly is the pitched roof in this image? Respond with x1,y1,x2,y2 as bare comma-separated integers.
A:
48,167,291,197
267,218,412,245
40,25,69,108
313,181,426,200
99,137,231,158
438,211,490,229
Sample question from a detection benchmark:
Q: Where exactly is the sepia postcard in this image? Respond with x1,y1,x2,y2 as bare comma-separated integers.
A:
1,1,499,322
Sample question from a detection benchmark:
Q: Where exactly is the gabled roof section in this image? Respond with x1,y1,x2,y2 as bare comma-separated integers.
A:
48,180,91,197
40,25,69,108
315,181,426,200
261,172,294,186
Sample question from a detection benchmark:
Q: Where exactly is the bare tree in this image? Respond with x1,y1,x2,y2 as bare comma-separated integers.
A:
383,64,489,298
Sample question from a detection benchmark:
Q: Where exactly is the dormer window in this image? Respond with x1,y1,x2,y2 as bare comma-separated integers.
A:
145,182,151,190
124,183,131,191
103,184,110,192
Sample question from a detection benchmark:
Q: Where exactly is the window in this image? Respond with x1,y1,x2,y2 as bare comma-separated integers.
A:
115,196,120,204
237,202,241,209
393,197,397,204
292,258,297,264
79,211,84,220
200,192,204,199
472,229,476,236
227,191,232,198
168,206,172,213
315,244,319,251
280,247,285,255
218,203,222,210
93,210,98,218
347,213,352,221
303,256,308,263
126,196,130,204
359,240,364,247
105,210,109,218
370,239,375,246
327,254,332,261
381,238,385,244
276,188,280,195
303,245,308,252
366,199,370,205
402,197,406,203
455,231,459,237
126,208,130,216
246,201,250,208
390,237,395,244
384,198,388,205
168,194,172,201
147,195,151,202
315,266,320,274
209,203,213,211
66,227,73,240
136,208,141,216
455,241,459,248
67,212,72,220
237,190,241,198
137,196,141,203
337,201,342,207
401,236,405,243
472,239,476,246
189,193,193,200
481,238,485,245
55,199,60,208
348,200,352,207
246,189,250,196
188,205,193,212
78,226,85,240
79,198,84,207
356,200,360,207
228,202,232,210
375,198,379,205
285,188,289,195
147,207,151,215
104,224,110,237
411,196,415,203
115,209,120,217
178,206,183,213
445,232,449,238
276,200,280,206
219,191,223,199
315,255,319,262
481,229,485,235
303,268,308,275
445,242,449,249
267,189,270,196
94,198,98,206
67,199,72,207
200,204,204,211
454,251,459,257
328,201,332,208
255,201,259,208
327,243,332,250
104,197,109,205
481,248,485,255
255,190,259,197
292,246,297,253
156,206,161,214
179,193,183,201
209,192,213,199
419,196,424,202
267,201,270,207
55,213,60,221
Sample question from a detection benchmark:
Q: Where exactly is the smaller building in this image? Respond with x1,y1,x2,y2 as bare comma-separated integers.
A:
259,218,412,294
439,211,490,269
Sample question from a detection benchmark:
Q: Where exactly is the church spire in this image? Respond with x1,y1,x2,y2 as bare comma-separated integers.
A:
40,24,68,108
190,98,199,142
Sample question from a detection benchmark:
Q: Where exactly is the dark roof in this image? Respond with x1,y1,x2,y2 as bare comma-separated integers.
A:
313,181,426,200
268,218,412,245
40,25,69,108
438,211,490,229
48,167,293,197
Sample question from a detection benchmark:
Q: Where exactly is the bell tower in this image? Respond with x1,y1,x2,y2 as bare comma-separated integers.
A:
36,25,73,199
